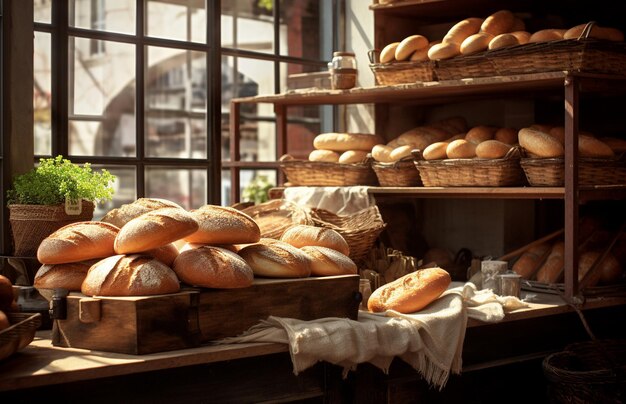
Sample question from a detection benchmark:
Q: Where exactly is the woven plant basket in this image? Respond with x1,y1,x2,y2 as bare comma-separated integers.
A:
8,200,95,257
241,199,314,240
521,155,626,187
372,157,422,186
310,206,386,264
543,339,626,404
0,313,42,361
280,156,378,187
412,147,525,187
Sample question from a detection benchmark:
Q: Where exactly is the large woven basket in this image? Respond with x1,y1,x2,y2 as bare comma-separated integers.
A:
372,157,422,186
310,206,386,264
280,156,378,187
434,51,497,81
241,199,314,240
521,155,626,187
367,49,435,85
0,312,42,361
543,339,626,404
8,201,95,257
412,147,525,187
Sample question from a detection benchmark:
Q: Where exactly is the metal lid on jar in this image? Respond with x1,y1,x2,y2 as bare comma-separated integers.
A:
333,51,355,57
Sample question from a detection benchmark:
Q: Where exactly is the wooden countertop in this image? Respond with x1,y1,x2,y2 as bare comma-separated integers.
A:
1,291,624,393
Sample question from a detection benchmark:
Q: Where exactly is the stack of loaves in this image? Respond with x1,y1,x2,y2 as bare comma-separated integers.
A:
308,132,384,164
34,198,358,297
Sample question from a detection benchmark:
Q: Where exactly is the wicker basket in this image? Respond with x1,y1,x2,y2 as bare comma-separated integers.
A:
0,312,42,361
434,51,497,81
8,201,95,257
280,157,378,187
310,206,387,264
241,199,314,239
412,147,525,187
543,339,626,404
521,155,626,187
367,49,435,85
372,157,422,186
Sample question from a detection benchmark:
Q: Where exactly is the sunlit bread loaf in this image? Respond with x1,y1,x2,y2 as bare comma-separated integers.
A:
300,246,357,276
34,260,96,292
480,10,516,36
339,150,369,164
313,133,384,152
460,32,493,55
518,127,564,157
309,149,340,162
475,140,513,159
446,139,477,158
37,221,119,265
280,224,350,256
101,197,184,228
173,246,254,289
184,204,260,245
238,240,311,278
395,35,429,61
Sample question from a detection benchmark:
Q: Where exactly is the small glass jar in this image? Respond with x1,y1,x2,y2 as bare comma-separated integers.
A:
359,278,372,311
330,51,357,90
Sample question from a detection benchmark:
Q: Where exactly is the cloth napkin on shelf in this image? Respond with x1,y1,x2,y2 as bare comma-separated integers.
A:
213,282,528,390
282,186,375,215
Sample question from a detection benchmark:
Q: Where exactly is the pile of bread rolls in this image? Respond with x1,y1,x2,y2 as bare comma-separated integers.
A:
308,132,384,164
33,199,358,298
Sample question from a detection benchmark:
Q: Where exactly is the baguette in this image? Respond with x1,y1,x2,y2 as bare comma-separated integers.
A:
280,224,350,256
443,18,483,45
238,240,311,278
380,42,400,63
314,133,384,152
428,42,460,60
488,33,519,50
423,141,449,160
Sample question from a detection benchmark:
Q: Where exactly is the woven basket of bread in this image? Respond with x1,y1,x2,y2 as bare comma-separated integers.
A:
371,157,422,186
279,155,378,187
521,154,626,187
433,51,497,81
369,61,435,85
241,199,314,240
0,312,41,361
412,146,525,187
310,206,386,264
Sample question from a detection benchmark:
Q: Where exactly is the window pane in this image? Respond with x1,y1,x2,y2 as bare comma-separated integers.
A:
286,109,322,160
240,169,277,203
91,165,137,220
221,0,274,54
34,0,52,24
239,120,276,162
69,37,136,157
146,0,206,43
146,47,207,158
280,0,330,60
281,62,329,93
145,167,206,210
34,31,52,155
70,0,136,35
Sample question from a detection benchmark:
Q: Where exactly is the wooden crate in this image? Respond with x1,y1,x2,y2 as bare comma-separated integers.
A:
52,275,360,355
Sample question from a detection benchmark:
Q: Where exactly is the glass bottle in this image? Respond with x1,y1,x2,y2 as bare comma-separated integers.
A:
330,51,357,90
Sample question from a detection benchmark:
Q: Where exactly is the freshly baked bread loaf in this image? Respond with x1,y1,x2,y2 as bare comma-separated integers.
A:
578,250,622,286
512,18,526,32
528,29,566,43
512,243,550,279
481,10,515,36
37,221,120,265
409,43,433,62
443,18,483,45
180,242,239,253
300,246,357,276
489,33,520,50
339,150,369,164
535,241,564,283
475,140,512,159
428,42,460,60
309,149,340,162
396,126,449,149
578,135,614,158
423,141,450,160
431,116,468,135
314,133,384,152
367,267,451,313
465,125,497,144
144,243,179,267
173,246,254,289
184,205,260,245
564,24,624,42
510,30,531,44
114,207,199,254
34,260,96,292
460,32,494,55
446,139,477,158
380,42,400,63
81,254,180,296
372,144,395,163
395,35,429,61
494,127,518,144
238,241,311,278
389,145,414,161
280,224,350,256
599,137,626,154
548,127,565,144
101,198,184,228
518,127,564,157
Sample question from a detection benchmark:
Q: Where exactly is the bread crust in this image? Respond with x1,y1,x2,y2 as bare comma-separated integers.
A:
309,149,340,162
367,267,451,313
280,225,350,256
338,150,369,164
37,221,120,264
480,10,515,36
475,140,512,159
173,246,254,288
395,35,429,61
184,205,261,245
34,260,96,291
101,198,183,228
314,133,384,152
446,139,477,159
300,246,357,276
238,241,311,278
518,127,564,157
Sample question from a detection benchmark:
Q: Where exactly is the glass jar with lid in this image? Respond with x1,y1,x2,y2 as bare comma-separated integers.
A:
329,51,357,90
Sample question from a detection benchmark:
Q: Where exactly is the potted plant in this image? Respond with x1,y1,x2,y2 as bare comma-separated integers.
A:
6,155,116,257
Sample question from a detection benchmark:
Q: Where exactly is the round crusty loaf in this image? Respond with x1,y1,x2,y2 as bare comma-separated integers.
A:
475,140,512,159
280,224,350,256
144,243,179,267
489,33,520,50
173,246,254,289
395,35,429,61
480,10,515,36
423,142,450,160
184,205,260,245
494,127,518,144
465,125,497,144
460,32,494,55
446,139,477,159
81,254,180,297
114,207,199,254
518,127,564,157
238,240,311,278
339,150,369,164
314,133,384,152
309,149,340,163
367,267,451,313
34,260,96,292
300,246,357,276
101,198,184,228
37,221,120,265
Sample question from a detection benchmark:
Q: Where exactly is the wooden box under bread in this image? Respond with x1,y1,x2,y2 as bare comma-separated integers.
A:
52,275,360,355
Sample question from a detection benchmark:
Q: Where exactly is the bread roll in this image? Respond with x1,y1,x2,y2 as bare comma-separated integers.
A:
423,141,450,160
300,246,357,276
443,18,483,45
494,127,518,144
396,126,449,149
238,241,311,278
173,246,254,289
367,267,451,313
37,221,120,265
101,198,184,228
535,241,564,283
460,32,494,55
528,29,566,43
475,140,513,159
428,42,461,60
184,205,260,245
144,243,179,267
548,126,565,144
481,10,515,36
395,35,429,61
564,24,624,42
313,133,384,152
389,145,414,161
489,33,520,50
34,260,96,292
446,139,477,158
339,150,369,164
599,137,626,154
309,149,340,162
431,116,468,135
372,144,395,163
529,123,553,133
114,207,199,254
280,224,350,256
512,243,550,279
380,42,400,63
578,135,614,158
465,125,497,144
510,30,531,44
82,254,180,297
518,127,564,157
409,44,432,62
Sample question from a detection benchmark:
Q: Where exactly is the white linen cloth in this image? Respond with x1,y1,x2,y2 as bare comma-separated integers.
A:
282,186,375,215
214,282,528,390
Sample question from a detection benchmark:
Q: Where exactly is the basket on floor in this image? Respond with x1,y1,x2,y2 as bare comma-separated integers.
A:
0,312,42,361
412,147,525,187
543,339,626,404
521,154,626,187
279,155,378,187
310,206,387,264
241,199,314,239
372,157,422,187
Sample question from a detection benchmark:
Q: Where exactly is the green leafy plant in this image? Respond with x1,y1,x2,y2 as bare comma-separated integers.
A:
6,155,116,205
242,175,274,204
